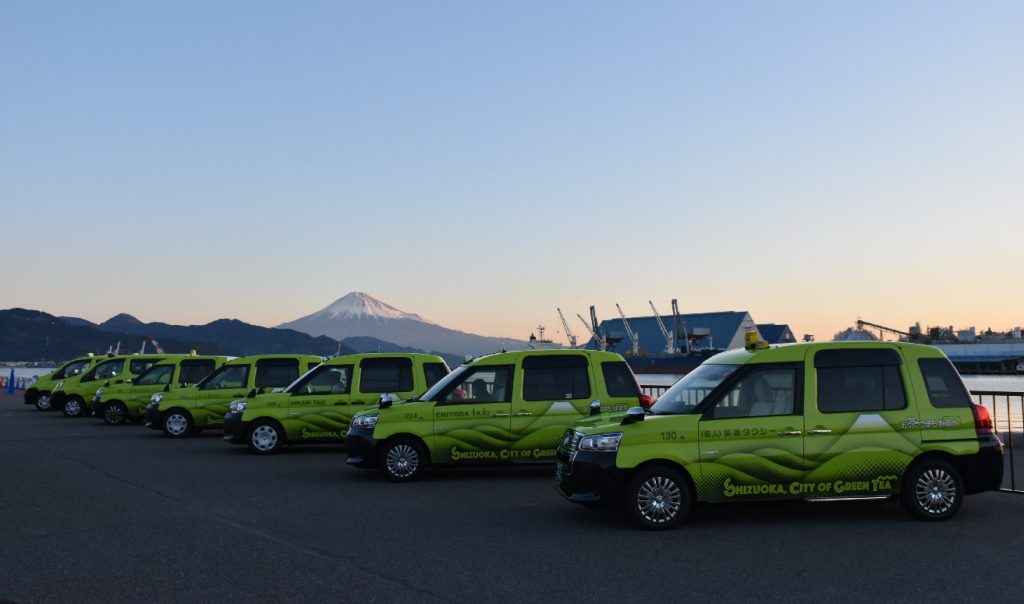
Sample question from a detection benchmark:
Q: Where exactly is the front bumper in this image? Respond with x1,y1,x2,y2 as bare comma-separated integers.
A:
50,391,67,410
223,412,247,444
345,427,380,468
24,387,39,405
144,404,162,430
555,449,627,506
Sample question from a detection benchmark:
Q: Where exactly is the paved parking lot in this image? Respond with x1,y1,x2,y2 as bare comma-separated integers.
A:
2,394,1023,603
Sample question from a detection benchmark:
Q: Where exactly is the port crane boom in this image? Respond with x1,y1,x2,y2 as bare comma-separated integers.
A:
557,308,578,348
672,299,690,355
577,306,607,351
649,300,675,354
856,319,909,340
616,304,640,356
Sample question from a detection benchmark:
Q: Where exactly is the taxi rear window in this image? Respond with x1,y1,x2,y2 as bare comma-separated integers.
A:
918,358,971,409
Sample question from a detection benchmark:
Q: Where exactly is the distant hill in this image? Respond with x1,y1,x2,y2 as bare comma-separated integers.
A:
0,309,357,361
341,336,465,369
87,314,354,357
279,292,530,357
0,309,226,361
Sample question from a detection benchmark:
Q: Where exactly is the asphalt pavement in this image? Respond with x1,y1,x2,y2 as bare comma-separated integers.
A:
2,392,1023,603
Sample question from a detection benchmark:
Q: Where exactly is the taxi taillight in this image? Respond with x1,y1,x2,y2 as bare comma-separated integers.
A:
970,403,993,434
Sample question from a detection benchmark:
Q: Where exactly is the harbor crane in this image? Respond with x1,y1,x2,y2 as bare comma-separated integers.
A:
616,304,640,356
856,319,909,341
649,300,675,354
557,308,578,348
577,306,607,351
672,298,690,355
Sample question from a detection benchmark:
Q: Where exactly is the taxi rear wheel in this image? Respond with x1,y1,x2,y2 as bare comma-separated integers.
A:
901,458,963,521
63,396,85,418
626,465,692,530
103,402,128,425
35,392,52,411
248,420,283,455
381,438,426,482
163,410,194,438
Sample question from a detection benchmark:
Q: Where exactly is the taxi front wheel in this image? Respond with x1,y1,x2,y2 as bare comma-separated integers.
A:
627,466,692,530
248,420,283,455
381,438,426,482
63,396,86,418
901,459,964,521
35,393,52,411
103,402,128,425
163,410,194,438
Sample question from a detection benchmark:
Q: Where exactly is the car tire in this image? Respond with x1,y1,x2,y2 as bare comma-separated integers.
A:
162,409,194,438
901,458,964,521
63,396,86,418
103,402,128,426
380,437,427,482
626,465,692,529
247,420,284,455
35,392,52,411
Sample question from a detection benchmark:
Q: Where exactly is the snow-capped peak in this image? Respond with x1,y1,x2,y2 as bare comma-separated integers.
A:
320,292,433,324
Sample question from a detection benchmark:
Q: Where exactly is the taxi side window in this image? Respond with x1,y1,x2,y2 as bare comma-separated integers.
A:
815,349,906,413
441,366,513,404
295,365,353,395
178,360,216,385
522,355,591,401
423,363,450,388
203,365,249,390
917,358,971,408
359,358,414,393
707,368,797,419
601,362,640,398
95,361,123,380
255,359,300,388
130,359,160,375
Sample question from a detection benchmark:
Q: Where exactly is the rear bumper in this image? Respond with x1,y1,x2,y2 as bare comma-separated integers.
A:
960,434,1005,494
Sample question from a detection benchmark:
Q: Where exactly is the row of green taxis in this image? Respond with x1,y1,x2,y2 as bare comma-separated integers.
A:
24,340,1005,528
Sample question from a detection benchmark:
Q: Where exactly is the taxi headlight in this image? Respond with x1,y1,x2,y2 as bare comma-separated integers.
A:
351,414,379,430
94,387,104,399
228,400,247,413
150,393,163,405
56,380,65,389
29,377,38,386
578,432,623,452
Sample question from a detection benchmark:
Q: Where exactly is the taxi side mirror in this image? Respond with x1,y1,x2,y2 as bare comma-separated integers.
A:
379,393,400,408
163,384,171,392
247,388,258,398
621,407,646,425
589,400,602,416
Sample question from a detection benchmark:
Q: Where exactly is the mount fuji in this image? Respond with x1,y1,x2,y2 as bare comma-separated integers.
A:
277,292,529,357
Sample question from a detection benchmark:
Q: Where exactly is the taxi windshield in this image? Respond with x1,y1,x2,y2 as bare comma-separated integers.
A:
649,364,739,415
415,365,470,401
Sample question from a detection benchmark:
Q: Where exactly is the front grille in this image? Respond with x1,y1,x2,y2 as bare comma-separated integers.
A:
557,428,583,457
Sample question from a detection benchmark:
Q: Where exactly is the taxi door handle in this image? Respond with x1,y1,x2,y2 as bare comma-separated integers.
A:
334,402,347,406
514,412,532,416
807,429,832,435
351,401,365,405
492,412,510,418
777,430,802,437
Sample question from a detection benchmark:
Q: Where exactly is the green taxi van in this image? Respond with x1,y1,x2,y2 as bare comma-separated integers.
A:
53,354,175,418
92,355,229,425
25,356,104,410
223,353,449,454
345,349,650,481
145,354,324,437
555,341,1004,528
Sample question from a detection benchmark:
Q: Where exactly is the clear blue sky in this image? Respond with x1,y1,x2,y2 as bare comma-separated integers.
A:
3,1,1022,342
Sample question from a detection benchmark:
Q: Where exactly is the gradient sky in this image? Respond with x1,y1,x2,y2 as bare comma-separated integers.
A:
3,1,1022,344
